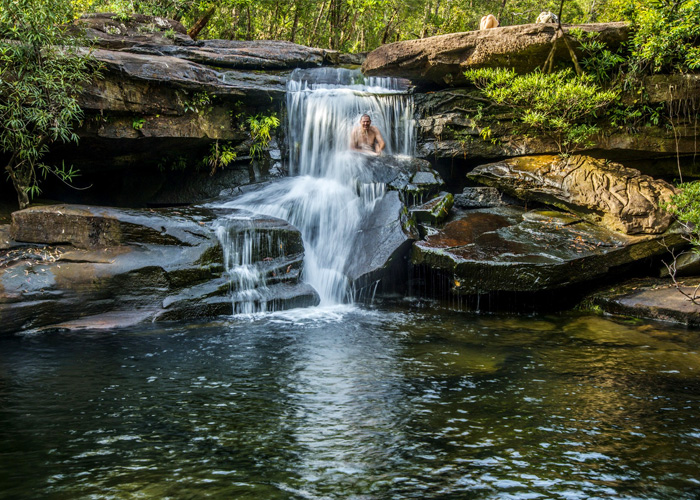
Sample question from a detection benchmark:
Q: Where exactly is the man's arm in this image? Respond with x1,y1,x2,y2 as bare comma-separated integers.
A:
373,127,386,154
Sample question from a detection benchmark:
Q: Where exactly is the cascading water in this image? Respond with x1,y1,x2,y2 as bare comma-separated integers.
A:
214,68,415,311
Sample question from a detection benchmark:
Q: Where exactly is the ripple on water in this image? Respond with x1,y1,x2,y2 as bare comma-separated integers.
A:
1,310,700,499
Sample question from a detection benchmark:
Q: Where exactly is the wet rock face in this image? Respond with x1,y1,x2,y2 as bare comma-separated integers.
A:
362,22,630,88
1,205,318,333
361,155,445,203
468,155,678,234
345,191,419,299
411,207,685,295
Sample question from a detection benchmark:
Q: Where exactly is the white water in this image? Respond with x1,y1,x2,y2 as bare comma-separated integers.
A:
213,68,415,310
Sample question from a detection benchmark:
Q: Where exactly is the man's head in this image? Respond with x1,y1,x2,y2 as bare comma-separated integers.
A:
360,114,371,130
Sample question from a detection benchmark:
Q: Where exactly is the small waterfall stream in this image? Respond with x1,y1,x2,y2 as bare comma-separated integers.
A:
214,68,415,311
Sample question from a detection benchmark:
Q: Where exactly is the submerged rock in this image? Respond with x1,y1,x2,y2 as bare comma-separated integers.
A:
468,155,678,234
0,205,317,333
411,207,685,295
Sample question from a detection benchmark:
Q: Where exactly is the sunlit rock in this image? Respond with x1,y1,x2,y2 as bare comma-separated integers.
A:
453,187,511,209
468,155,678,235
411,192,454,224
411,207,685,295
587,277,700,326
363,22,629,88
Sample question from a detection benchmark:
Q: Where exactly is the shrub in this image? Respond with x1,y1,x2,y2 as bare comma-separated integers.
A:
464,68,618,154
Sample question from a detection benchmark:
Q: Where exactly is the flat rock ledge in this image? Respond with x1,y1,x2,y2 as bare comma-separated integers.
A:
411,207,686,296
588,278,700,326
468,155,677,235
1,204,319,334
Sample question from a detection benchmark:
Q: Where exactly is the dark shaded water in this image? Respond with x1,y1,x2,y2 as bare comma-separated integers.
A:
1,307,700,499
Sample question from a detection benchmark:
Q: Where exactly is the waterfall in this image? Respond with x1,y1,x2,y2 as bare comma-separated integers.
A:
214,68,415,311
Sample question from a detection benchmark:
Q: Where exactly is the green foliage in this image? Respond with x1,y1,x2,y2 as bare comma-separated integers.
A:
158,155,188,172
569,28,626,86
204,140,237,175
0,0,97,208
110,0,133,21
465,68,618,154
247,113,280,159
183,91,212,115
132,117,146,130
163,27,176,39
664,181,700,250
82,0,597,53
629,0,700,74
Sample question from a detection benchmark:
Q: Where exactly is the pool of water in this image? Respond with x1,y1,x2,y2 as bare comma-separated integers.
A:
1,306,699,499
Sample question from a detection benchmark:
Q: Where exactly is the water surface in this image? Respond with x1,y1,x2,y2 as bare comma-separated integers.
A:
1,307,699,499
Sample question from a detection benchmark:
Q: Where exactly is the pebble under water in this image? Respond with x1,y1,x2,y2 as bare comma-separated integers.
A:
1,306,699,499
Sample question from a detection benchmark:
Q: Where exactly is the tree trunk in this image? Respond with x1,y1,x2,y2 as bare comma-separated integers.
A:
289,2,300,43
420,1,432,38
187,5,216,40
6,164,30,210
310,0,327,46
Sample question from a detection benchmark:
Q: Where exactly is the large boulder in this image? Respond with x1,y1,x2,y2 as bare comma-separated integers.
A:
345,191,419,298
72,13,335,69
411,207,686,296
1,205,318,333
86,48,287,104
363,22,630,88
68,13,194,48
468,155,678,234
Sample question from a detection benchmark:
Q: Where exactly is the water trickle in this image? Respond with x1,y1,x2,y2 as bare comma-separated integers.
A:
214,68,415,310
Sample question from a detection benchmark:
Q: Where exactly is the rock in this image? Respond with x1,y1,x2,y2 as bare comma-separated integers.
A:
360,155,445,205
155,281,320,320
0,205,317,333
641,74,700,104
149,40,331,69
413,87,700,164
339,52,367,65
362,22,630,88
659,251,700,278
468,155,678,235
453,187,512,208
411,192,454,224
588,277,700,325
345,191,419,298
68,13,194,49
87,48,287,102
10,204,214,248
411,206,686,296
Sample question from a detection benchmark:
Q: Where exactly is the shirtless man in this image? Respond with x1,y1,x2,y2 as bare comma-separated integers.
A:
350,114,386,155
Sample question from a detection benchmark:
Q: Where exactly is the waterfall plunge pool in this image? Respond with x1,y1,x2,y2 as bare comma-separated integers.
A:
1,306,699,499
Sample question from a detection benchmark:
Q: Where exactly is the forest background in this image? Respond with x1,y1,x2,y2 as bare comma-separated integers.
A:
77,0,648,52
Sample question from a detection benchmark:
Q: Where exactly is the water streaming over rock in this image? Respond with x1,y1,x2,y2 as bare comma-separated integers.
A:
214,68,415,311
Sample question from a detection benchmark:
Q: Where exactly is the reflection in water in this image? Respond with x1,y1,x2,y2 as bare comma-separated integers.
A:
1,310,699,499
